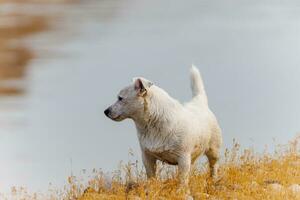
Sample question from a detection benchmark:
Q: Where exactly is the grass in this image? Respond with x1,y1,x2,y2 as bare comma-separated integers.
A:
75,136,300,200
8,135,299,200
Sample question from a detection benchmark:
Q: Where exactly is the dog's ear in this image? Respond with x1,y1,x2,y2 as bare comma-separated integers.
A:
133,77,153,96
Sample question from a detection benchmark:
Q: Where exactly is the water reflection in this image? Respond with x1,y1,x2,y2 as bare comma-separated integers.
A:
0,0,127,193
0,0,78,193
0,12,45,95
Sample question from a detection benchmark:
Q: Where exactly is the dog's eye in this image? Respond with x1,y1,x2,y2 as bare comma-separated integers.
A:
118,96,123,101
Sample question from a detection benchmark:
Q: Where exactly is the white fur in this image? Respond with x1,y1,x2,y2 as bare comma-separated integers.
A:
105,65,222,188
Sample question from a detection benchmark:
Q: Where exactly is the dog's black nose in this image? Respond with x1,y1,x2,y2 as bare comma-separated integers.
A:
104,108,110,116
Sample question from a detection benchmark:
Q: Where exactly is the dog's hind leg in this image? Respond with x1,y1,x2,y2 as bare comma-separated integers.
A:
205,148,220,179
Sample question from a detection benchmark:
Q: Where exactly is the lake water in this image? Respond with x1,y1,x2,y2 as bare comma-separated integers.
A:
0,0,300,193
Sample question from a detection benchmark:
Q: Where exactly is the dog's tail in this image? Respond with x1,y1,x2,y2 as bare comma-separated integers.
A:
190,65,208,104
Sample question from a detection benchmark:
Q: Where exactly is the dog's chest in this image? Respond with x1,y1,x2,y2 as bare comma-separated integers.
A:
146,149,179,165
138,131,180,165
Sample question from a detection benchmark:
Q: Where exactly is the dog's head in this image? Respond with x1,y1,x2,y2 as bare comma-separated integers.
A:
104,77,153,121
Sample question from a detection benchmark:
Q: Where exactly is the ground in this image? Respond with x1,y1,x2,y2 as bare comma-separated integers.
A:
72,137,300,200
5,138,300,200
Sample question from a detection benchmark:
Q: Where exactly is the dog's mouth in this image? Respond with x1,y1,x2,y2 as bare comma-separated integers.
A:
104,110,125,121
110,115,123,121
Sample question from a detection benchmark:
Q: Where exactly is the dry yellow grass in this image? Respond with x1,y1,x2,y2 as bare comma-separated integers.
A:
61,136,300,200
5,136,300,200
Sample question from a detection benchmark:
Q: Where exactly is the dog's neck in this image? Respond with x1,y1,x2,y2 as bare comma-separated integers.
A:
133,85,181,133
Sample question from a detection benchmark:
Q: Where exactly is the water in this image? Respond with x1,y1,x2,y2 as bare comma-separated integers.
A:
1,0,300,193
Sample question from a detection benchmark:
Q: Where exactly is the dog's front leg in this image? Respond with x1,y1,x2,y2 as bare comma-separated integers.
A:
176,155,193,199
142,151,157,178
177,155,191,192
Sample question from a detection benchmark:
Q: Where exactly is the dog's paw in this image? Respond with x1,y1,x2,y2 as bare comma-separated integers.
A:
212,176,223,184
176,185,192,200
185,194,194,200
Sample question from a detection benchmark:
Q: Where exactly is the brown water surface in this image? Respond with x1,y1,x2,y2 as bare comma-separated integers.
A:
0,0,78,95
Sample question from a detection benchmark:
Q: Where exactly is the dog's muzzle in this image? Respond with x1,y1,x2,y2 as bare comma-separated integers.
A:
104,108,110,117
104,107,123,121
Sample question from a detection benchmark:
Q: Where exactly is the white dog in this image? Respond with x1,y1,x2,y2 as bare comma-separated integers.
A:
104,65,222,189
